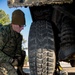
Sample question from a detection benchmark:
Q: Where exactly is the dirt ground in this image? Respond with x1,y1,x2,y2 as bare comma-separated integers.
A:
23,62,75,75
23,67,75,75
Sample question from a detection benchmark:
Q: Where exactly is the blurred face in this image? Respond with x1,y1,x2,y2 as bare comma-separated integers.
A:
12,24,24,33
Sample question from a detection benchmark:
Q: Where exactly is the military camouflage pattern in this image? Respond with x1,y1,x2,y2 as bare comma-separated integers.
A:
0,24,22,58
8,0,73,7
0,24,23,75
0,63,18,75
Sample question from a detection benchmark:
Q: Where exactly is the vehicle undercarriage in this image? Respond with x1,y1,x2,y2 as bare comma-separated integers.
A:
7,0,75,75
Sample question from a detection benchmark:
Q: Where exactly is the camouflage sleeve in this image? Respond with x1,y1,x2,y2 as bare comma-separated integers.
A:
15,35,23,57
0,26,15,58
0,27,8,51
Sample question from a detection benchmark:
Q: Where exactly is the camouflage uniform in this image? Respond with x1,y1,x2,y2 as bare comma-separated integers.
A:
0,24,23,75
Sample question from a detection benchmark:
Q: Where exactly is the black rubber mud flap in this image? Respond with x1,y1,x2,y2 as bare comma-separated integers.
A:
28,21,56,75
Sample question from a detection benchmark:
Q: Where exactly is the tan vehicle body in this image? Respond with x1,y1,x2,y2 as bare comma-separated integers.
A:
8,0,73,7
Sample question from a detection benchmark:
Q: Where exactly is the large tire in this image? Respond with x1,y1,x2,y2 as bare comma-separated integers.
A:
28,21,56,75
59,16,75,60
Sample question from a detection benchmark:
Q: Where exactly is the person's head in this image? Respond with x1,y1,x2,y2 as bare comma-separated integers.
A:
11,9,25,33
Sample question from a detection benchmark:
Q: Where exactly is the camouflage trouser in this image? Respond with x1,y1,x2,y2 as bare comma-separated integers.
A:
0,63,18,75
0,51,18,75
